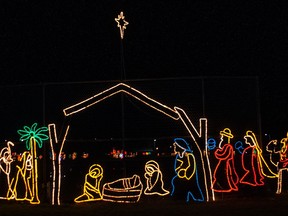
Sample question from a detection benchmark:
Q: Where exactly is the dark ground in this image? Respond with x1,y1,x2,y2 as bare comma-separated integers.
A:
1,193,288,216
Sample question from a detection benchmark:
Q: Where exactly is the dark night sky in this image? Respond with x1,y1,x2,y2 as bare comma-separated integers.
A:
0,1,287,138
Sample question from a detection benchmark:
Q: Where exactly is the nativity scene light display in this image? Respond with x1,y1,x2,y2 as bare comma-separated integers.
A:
0,82,287,206
0,12,287,207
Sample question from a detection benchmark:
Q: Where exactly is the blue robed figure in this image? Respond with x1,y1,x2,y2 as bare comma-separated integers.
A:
171,138,204,202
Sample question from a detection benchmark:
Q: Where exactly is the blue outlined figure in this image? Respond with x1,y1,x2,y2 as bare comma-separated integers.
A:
207,138,217,151
171,138,204,202
234,141,244,154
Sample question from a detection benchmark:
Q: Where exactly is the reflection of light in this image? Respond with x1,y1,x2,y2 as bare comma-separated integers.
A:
72,152,77,160
60,152,66,160
110,149,130,159
82,152,89,159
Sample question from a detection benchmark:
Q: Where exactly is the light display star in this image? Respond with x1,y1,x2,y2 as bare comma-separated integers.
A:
115,11,129,39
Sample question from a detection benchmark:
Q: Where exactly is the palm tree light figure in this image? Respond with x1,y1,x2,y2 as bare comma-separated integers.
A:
17,123,49,204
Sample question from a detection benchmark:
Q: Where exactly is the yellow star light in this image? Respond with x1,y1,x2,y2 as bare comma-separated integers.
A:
115,11,129,39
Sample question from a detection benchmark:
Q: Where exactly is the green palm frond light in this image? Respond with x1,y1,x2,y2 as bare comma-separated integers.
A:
17,123,49,150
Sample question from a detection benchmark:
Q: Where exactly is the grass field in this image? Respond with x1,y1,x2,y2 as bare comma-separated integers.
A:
1,193,287,216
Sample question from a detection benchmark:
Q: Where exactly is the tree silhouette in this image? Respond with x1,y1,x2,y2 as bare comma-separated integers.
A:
17,123,48,204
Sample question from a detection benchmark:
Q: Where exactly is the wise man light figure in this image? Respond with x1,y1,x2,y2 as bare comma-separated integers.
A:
240,130,265,186
212,128,239,192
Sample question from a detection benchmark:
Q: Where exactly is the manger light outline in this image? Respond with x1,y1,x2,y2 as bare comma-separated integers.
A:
173,107,214,201
102,174,143,203
63,82,214,202
63,83,179,120
48,123,70,205
48,124,57,205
